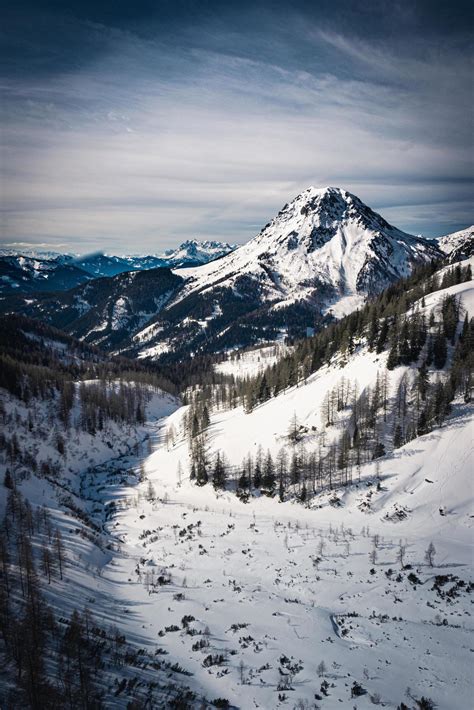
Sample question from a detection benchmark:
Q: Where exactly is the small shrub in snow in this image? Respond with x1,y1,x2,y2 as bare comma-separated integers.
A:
407,572,421,586
351,681,367,697
181,615,195,629
415,698,436,710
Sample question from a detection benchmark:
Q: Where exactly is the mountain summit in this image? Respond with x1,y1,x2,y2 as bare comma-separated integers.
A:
128,186,442,357
176,186,441,308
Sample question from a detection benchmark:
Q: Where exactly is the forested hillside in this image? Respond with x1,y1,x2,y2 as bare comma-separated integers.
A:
179,260,472,502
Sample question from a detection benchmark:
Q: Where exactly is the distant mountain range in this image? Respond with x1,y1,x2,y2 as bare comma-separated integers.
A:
0,240,236,295
1,188,472,360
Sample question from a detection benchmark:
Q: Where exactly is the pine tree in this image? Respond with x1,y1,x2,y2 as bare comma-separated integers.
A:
393,423,403,449
441,295,459,344
386,338,399,370
201,405,210,429
425,334,434,366
288,412,301,443
253,458,262,489
376,318,389,353
212,451,227,490
417,408,429,436
433,328,447,369
398,320,412,365
191,412,200,438
416,361,429,401
299,481,307,503
192,437,209,486
4,469,13,489
262,451,276,491
257,374,271,403
290,451,300,485
54,528,65,580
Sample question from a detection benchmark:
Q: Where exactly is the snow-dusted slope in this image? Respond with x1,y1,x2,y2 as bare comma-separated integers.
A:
0,267,184,351
161,261,474,472
215,343,293,379
113,263,473,708
438,225,474,263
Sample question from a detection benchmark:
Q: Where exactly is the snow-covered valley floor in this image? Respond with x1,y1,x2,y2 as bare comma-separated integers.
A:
51,397,472,710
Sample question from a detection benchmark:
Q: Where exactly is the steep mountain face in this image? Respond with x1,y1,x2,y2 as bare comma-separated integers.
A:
179,186,441,299
131,187,442,359
0,254,91,295
0,268,183,351
438,226,474,263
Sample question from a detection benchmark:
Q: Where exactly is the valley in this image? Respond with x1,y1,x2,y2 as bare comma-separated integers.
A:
3,374,471,709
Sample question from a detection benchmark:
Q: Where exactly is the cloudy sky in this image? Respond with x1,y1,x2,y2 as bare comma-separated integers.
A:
1,0,473,253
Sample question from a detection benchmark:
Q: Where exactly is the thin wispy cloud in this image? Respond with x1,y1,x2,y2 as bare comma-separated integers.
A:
1,1,472,252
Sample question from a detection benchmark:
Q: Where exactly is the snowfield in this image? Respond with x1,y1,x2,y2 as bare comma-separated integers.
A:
111,404,473,709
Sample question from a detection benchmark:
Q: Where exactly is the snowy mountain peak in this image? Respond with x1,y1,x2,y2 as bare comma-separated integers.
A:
233,186,442,299
257,185,398,254
162,239,237,264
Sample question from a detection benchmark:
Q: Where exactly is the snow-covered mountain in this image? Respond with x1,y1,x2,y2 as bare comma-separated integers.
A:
438,225,474,263
1,187,445,358
179,186,441,302
161,239,237,267
131,187,442,358
0,241,237,294
0,253,91,295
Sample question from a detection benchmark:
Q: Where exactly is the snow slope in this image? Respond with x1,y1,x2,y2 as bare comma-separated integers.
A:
108,265,472,707
106,403,473,709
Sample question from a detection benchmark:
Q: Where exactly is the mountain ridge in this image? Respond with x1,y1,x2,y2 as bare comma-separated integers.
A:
3,187,470,361
0,240,237,294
